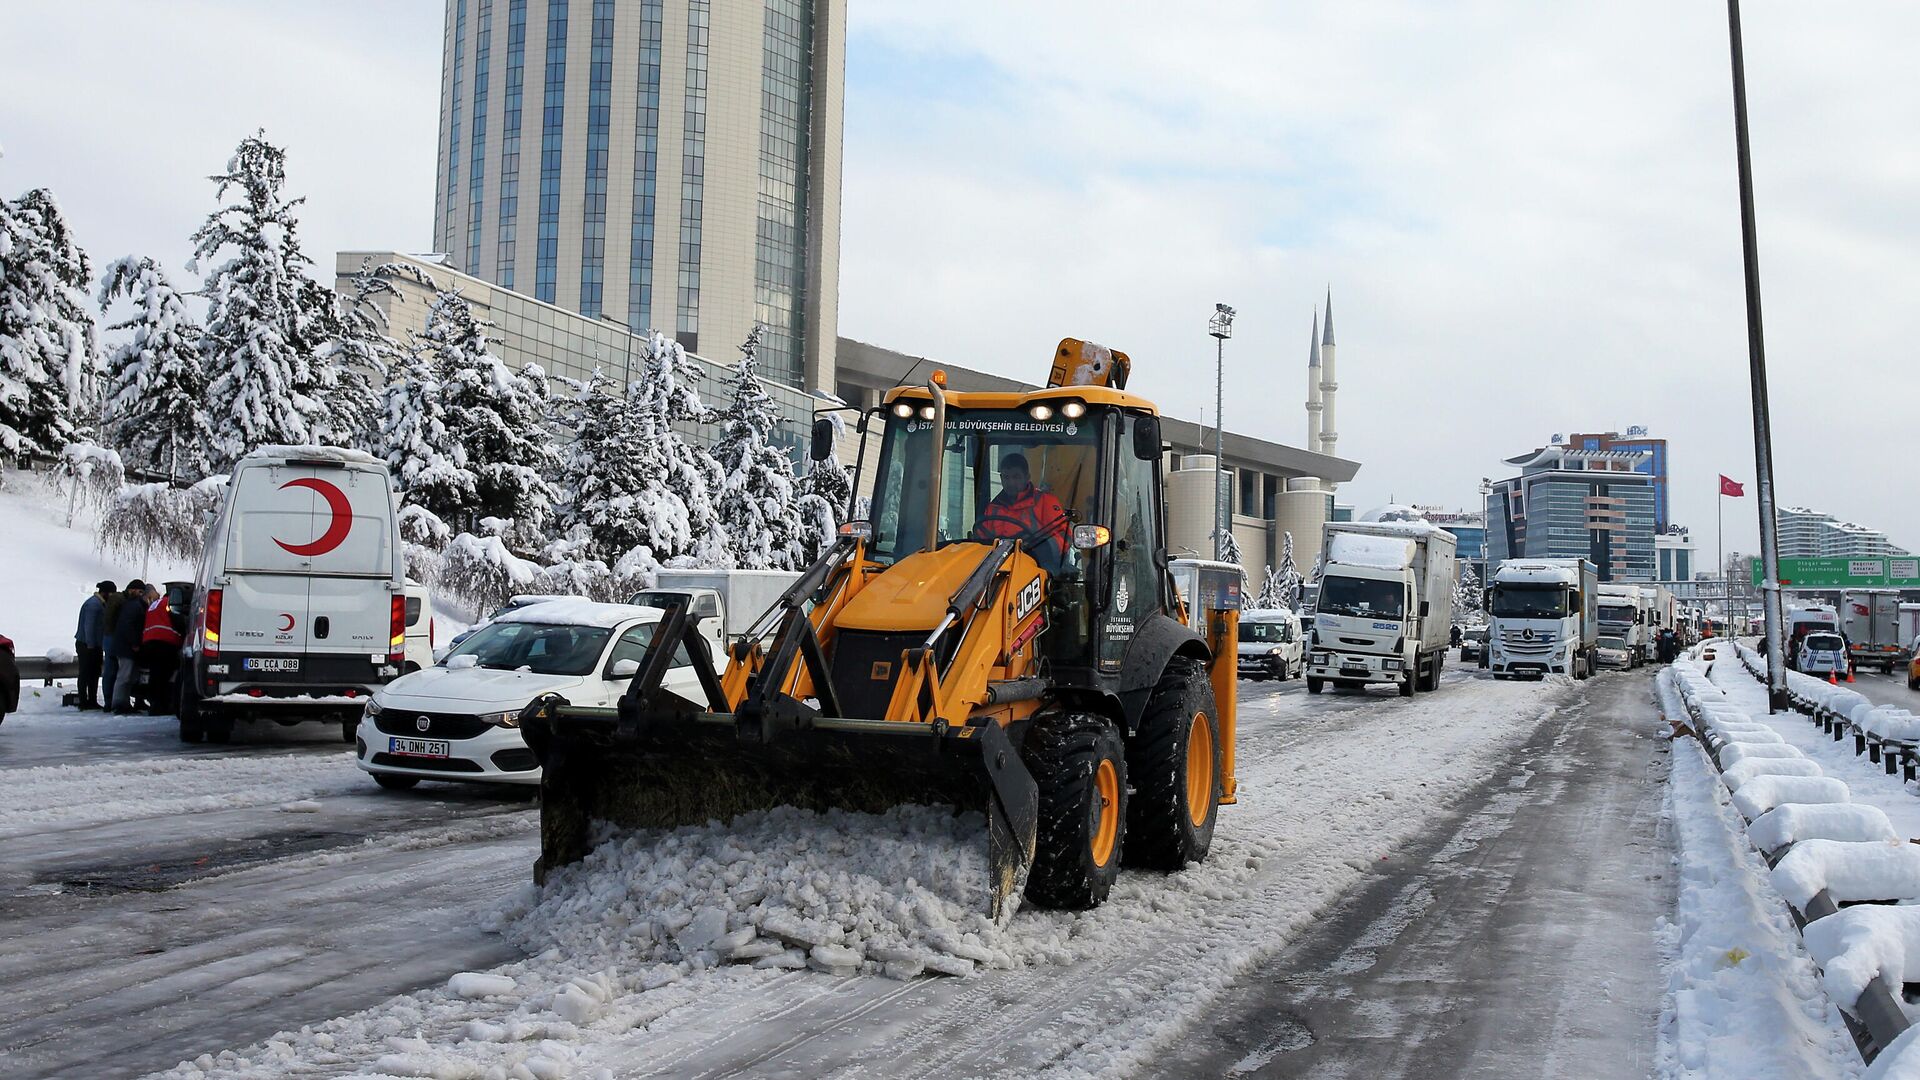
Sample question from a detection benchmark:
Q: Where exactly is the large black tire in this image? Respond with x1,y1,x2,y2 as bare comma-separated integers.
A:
1307,676,1324,695
374,772,420,791
340,719,358,744
1399,670,1415,696
205,716,233,744
1023,713,1128,910
1124,659,1222,872
177,679,205,744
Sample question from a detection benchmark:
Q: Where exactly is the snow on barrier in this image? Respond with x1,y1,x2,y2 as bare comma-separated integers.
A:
1666,645,1916,1065
1734,642,1920,780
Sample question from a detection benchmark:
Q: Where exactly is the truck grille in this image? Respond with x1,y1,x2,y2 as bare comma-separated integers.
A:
1498,630,1557,657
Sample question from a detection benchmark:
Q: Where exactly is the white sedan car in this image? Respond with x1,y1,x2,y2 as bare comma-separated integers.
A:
355,599,700,790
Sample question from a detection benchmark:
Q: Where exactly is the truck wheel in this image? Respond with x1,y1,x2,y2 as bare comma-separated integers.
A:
176,681,205,744
1399,673,1415,697
340,719,358,744
1024,712,1127,910
1124,659,1222,872
1307,676,1324,695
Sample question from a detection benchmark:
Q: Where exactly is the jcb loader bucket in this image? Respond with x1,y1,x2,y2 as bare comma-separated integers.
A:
519,584,1041,920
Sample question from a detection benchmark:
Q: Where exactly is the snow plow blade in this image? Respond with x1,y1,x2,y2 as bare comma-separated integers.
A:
519,593,1041,921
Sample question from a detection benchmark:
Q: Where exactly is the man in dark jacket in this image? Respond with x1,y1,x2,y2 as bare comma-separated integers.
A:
75,581,111,709
109,581,149,713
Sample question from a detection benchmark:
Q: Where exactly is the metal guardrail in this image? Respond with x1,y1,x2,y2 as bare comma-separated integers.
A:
16,656,79,686
1684,649,1914,1064
1733,647,1920,783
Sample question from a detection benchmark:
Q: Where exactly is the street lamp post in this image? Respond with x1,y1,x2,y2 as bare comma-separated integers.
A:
1208,303,1235,561
1724,0,1789,711
599,313,636,390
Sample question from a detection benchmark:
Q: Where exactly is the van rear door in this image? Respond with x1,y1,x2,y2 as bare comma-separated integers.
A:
224,460,398,678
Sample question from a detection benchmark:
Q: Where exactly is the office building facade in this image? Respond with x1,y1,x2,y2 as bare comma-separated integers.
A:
1777,506,1910,559
1488,446,1657,582
433,0,845,393
1562,429,1670,530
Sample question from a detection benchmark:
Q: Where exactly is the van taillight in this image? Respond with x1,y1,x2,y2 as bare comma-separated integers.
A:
204,588,223,657
389,594,406,662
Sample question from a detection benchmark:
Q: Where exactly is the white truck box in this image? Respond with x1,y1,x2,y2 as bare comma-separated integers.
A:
1305,521,1457,696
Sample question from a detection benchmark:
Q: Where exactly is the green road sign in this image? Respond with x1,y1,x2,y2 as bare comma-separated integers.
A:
1752,556,1920,589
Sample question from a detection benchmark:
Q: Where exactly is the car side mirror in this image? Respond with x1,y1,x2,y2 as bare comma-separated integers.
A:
810,417,835,462
609,658,641,679
1133,416,1161,461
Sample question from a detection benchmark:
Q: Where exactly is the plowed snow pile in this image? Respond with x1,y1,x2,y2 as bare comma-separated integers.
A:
503,805,1013,978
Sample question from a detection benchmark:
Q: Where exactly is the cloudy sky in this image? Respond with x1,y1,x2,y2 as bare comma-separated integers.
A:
5,1,1916,560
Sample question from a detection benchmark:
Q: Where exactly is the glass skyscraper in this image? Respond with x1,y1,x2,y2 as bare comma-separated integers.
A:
433,0,845,391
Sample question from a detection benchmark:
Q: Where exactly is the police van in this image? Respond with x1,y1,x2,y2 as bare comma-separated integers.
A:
177,446,406,745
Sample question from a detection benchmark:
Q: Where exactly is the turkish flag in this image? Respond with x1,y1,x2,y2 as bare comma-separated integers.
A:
1719,475,1745,497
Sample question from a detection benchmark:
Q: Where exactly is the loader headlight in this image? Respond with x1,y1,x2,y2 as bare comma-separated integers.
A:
1028,404,1054,421
891,401,915,418
918,405,936,420
480,709,522,729
1060,400,1087,419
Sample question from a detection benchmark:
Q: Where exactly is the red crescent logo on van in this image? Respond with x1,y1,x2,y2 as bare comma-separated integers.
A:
278,613,296,632
273,478,353,557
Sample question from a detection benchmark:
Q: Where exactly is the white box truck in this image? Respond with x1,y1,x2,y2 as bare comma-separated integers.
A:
1841,589,1904,673
1487,558,1597,680
630,568,804,664
1304,522,1458,697
1596,583,1646,669
178,446,406,744
1639,585,1676,664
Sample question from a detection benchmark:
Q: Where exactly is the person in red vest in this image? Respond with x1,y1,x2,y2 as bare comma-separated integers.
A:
974,451,1069,573
139,587,184,715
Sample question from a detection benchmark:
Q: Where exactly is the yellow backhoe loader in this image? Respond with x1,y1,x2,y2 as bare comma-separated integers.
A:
521,339,1243,918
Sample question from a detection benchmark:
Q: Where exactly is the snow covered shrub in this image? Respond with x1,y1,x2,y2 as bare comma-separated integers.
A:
48,442,125,521
96,475,227,566
398,502,452,586
437,532,544,612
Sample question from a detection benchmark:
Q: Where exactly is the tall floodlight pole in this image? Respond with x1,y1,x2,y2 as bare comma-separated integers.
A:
1725,0,1788,712
1208,304,1236,560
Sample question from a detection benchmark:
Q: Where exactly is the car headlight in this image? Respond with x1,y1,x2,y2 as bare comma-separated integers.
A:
1268,646,1283,656
364,699,383,717
480,709,522,729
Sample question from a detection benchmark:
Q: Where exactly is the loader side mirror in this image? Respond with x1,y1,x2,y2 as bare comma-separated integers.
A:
810,418,835,462
609,658,641,679
1132,415,1161,461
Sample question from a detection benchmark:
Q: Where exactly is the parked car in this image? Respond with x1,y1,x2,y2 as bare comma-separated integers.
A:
1594,634,1634,670
1458,626,1488,664
1798,632,1851,679
442,594,575,652
1237,609,1303,680
355,599,699,790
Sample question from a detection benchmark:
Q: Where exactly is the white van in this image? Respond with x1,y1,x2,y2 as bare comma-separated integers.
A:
177,446,406,745
1237,609,1303,680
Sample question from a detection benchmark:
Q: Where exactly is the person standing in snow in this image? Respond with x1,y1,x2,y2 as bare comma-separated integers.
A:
0,634,18,725
74,581,112,710
108,581,149,713
101,583,129,708
139,589,183,715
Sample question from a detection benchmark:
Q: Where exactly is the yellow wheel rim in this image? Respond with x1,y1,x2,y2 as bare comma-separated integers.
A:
1091,758,1120,867
1186,711,1214,827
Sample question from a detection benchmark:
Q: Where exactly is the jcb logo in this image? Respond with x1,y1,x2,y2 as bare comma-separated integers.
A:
1015,577,1044,621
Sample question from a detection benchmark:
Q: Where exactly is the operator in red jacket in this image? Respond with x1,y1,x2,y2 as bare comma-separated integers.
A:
973,452,1070,573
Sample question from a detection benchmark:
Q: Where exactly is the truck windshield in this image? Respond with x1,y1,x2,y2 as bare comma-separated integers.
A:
867,407,1102,570
1317,576,1405,620
1598,605,1635,623
1491,585,1570,619
1240,621,1291,643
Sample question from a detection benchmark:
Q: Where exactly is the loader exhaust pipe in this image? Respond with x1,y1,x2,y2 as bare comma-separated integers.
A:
924,378,947,556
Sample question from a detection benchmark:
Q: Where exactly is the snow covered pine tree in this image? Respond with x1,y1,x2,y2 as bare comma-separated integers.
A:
713,326,805,570
550,367,671,564
377,325,476,525
632,332,725,565
97,255,212,482
416,284,556,540
189,132,331,470
1274,530,1304,611
316,257,431,454
0,187,100,458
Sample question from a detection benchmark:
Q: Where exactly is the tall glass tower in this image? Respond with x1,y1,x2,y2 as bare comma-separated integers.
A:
433,0,845,391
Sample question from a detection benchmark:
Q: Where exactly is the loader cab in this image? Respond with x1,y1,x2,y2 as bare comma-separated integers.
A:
863,386,1169,675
